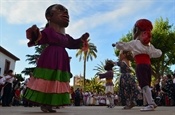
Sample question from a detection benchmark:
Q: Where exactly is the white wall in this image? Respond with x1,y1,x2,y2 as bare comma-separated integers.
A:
0,52,16,76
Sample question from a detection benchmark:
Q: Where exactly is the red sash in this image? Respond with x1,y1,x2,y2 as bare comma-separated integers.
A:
134,54,150,64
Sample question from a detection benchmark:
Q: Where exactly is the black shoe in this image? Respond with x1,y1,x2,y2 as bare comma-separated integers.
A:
40,106,48,112
47,106,56,113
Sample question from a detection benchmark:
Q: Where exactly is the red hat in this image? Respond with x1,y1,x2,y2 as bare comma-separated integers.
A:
135,19,153,31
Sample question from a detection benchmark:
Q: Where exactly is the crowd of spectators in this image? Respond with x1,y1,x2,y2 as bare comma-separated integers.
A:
70,73,175,107
0,73,175,107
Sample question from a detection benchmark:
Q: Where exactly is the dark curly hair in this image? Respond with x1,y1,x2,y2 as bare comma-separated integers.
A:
45,4,57,20
104,60,114,71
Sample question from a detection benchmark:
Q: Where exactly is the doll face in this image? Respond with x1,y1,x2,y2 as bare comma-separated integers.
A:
50,4,69,27
138,31,152,45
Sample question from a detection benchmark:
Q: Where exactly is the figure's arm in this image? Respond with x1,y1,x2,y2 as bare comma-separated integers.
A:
26,26,69,47
99,71,113,79
41,29,89,49
66,34,83,49
149,44,162,58
66,33,89,49
99,73,106,79
26,25,90,49
114,40,136,51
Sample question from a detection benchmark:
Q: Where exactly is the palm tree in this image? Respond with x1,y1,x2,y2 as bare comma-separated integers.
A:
93,61,106,75
93,59,119,76
85,76,105,93
76,39,97,90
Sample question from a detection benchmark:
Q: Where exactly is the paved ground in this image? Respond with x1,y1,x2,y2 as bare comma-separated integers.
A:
0,106,175,115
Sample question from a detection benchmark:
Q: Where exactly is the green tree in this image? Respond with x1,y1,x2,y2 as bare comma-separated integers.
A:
93,59,119,76
151,17,175,78
93,61,106,75
76,39,97,89
114,17,175,80
85,76,105,93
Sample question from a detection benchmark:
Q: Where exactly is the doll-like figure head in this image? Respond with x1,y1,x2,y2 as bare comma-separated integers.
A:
104,60,114,71
45,4,69,27
133,19,153,45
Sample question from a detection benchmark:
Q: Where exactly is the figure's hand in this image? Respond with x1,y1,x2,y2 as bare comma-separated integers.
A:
81,33,89,52
26,25,41,46
81,32,89,41
112,42,118,47
26,25,40,40
112,43,116,47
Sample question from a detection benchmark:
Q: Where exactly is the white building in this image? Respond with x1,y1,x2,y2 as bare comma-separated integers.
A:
0,46,20,76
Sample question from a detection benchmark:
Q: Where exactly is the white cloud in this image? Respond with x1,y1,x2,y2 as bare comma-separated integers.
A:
1,0,174,48
67,1,154,36
0,0,56,24
0,0,98,24
18,39,28,45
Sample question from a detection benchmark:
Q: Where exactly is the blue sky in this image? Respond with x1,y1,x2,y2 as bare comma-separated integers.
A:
0,0,175,85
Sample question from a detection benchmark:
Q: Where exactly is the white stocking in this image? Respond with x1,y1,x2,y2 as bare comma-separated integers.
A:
142,90,147,105
111,94,114,106
142,86,155,105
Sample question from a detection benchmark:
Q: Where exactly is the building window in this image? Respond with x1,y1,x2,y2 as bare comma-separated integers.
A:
4,59,10,75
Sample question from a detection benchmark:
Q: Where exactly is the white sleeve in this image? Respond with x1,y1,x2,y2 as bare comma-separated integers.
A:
5,75,11,79
0,77,6,85
115,40,135,51
149,44,162,58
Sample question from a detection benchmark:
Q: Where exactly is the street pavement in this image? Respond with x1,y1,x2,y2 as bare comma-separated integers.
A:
0,106,175,115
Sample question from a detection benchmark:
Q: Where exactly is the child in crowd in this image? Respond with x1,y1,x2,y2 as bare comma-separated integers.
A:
113,19,162,111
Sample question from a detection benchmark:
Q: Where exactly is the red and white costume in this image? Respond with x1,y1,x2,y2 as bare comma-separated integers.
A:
115,19,162,111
